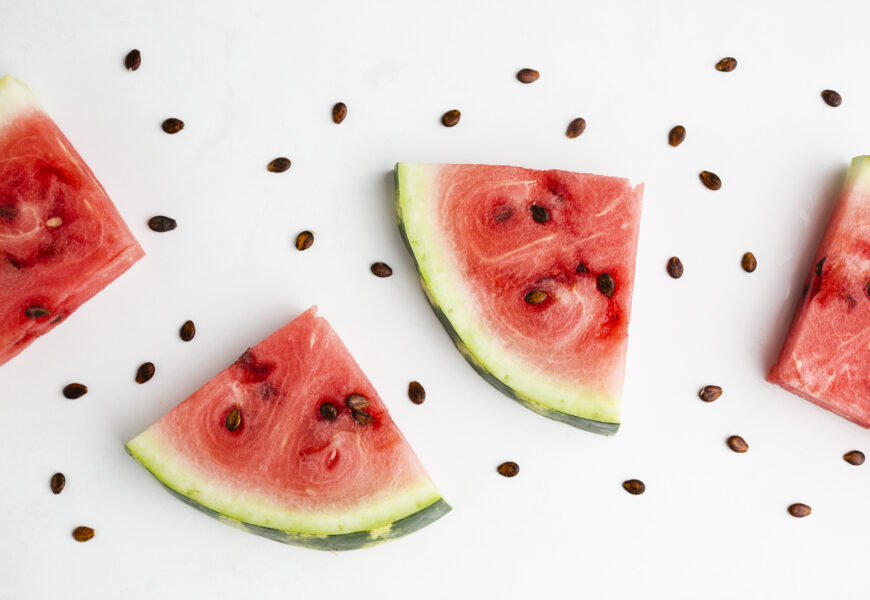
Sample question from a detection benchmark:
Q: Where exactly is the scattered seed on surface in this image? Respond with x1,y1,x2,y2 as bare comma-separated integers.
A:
668,125,686,147
530,204,550,223
742,252,757,273
124,49,141,71
788,503,811,518
72,526,95,542
135,362,155,384
225,407,242,431
148,216,177,232
371,262,393,278
524,290,548,305
821,89,842,107
295,230,314,251
352,409,373,425
46,217,62,227
516,68,539,84
699,171,722,190
715,57,737,72
727,435,749,453
161,118,184,134
566,117,586,138
408,381,426,405
24,306,51,319
597,273,615,298
698,385,722,402
332,102,347,124
345,394,370,411
497,461,520,477
622,479,645,495
844,450,865,466
50,473,66,495
267,157,291,173
320,402,338,421
575,262,589,273
179,320,196,342
667,256,684,279
63,383,88,400
441,109,461,127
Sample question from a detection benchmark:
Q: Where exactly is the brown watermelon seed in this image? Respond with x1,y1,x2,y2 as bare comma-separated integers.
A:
408,381,426,405
124,49,141,71
345,394,370,411
441,109,461,127
72,526,95,542
516,68,539,83
597,273,615,298
622,479,645,495
295,230,314,251
668,125,686,147
24,306,51,319
50,472,66,495
788,503,811,518
497,461,520,477
566,117,586,138
742,252,757,273
135,362,155,384
698,385,722,402
821,90,842,107
320,402,338,421
667,256,684,279
371,262,393,278
148,216,177,232
267,157,291,173
844,450,865,465
161,118,184,134
575,262,589,273
715,57,737,72
699,171,721,190
46,217,62,227
352,409,373,425
179,320,196,342
524,290,548,305
815,257,826,276
530,204,550,223
63,383,88,399
225,407,242,431
727,435,749,453
332,102,347,124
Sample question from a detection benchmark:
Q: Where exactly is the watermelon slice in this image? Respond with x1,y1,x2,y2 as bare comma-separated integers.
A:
127,308,450,550
768,156,870,428
0,76,143,367
395,163,643,434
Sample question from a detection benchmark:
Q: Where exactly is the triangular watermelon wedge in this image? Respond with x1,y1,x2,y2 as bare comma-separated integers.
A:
127,308,450,550
395,163,643,434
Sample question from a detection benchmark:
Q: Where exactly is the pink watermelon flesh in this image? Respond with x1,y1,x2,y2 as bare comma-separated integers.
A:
396,163,643,433
126,307,448,550
769,156,870,428
0,76,143,367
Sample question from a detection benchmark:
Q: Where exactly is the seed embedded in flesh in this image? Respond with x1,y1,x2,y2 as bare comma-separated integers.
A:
46,217,62,227
332,102,347,124
524,290,548,305
267,157,292,173
345,394,370,411
699,171,722,190
622,479,645,495
530,204,549,223
161,118,184,134
821,89,842,107
225,407,242,431
727,435,749,453
788,503,811,518
441,109,461,127
597,273,615,298
742,252,757,273
698,385,722,402
72,526,95,542
497,461,520,477
50,472,66,495
125,49,141,71
844,450,865,466
371,262,393,278
179,320,196,342
320,402,338,421
63,383,88,399
668,125,686,147
295,231,314,251
25,306,51,319
516,68,539,84
148,216,177,232
667,256,684,279
352,409,373,425
566,117,586,138
715,57,737,72
575,262,589,273
408,381,426,405
815,257,826,276
135,362,155,384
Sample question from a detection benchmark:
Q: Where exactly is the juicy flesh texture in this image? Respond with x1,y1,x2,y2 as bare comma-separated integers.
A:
769,156,870,428
132,308,435,518
0,76,143,367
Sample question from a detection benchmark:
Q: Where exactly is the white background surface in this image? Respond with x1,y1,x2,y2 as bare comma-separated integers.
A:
1,1,869,598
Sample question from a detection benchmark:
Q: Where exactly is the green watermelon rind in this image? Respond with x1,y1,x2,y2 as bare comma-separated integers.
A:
126,431,450,551
394,163,620,435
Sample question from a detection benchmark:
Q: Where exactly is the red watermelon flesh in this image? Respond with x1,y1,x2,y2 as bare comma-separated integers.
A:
0,76,143,367
768,156,870,427
127,307,449,550
396,163,643,433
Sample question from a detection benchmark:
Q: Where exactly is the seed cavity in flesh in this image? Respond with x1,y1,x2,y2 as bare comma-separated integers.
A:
408,381,426,405
25,306,51,319
161,118,184,134
844,450,865,465
125,49,141,71
148,216,177,232
352,409,373,425
50,472,66,494
320,402,338,421
345,394,370,411
267,157,291,173
597,273,615,298
225,407,242,431
622,479,645,495
788,503,811,518
566,117,586,138
715,57,737,72
727,435,749,453
135,362,155,384
516,68,539,83
295,230,314,251
179,320,196,341
0,205,18,219
332,102,347,124
72,526,95,542
668,125,686,147
667,256,684,279
63,383,88,399
371,262,393,278
699,171,722,190
497,461,519,477
46,217,62,227
821,89,842,107
441,109,461,127
530,204,549,223
742,252,757,273
524,290,548,305
698,385,722,402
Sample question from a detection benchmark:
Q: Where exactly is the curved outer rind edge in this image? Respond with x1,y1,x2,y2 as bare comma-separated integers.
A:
393,164,619,436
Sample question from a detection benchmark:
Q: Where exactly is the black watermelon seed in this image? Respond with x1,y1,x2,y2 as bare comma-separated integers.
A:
597,273,615,298
148,216,177,232
62,383,88,399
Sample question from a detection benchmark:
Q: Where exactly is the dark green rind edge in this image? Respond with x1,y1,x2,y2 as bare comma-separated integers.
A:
126,447,451,551
394,165,619,436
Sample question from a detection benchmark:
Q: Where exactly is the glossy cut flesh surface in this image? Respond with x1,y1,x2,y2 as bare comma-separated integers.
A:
0,76,143,367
